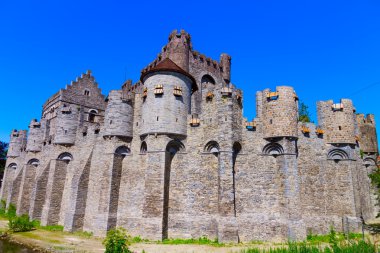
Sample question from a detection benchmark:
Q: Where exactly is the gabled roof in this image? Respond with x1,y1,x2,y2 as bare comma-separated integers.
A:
140,58,197,91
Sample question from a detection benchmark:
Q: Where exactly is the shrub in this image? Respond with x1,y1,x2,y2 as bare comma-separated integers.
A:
6,204,16,218
103,227,132,253
0,199,6,216
8,214,36,232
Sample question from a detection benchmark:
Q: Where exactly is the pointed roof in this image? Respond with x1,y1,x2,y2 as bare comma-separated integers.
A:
140,58,197,91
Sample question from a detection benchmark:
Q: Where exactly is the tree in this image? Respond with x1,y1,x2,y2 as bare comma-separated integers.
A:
299,101,311,123
0,141,8,187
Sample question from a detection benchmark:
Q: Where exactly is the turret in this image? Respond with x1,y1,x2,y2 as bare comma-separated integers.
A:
26,119,45,152
165,29,191,72
220,53,231,83
54,104,79,145
261,86,299,138
7,130,27,158
317,99,356,144
140,58,196,136
103,90,134,138
357,114,378,153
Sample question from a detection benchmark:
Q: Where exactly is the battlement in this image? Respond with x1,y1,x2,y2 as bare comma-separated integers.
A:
168,29,191,44
357,114,376,126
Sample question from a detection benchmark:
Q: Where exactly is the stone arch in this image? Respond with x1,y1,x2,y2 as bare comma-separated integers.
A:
364,157,376,167
232,142,242,217
204,141,220,154
140,141,147,154
327,149,349,160
107,145,130,230
58,152,73,162
162,140,185,239
27,158,40,167
201,74,216,85
88,109,98,123
115,146,130,156
263,143,284,156
18,159,39,215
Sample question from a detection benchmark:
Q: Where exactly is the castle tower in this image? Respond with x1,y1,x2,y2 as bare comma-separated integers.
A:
7,130,27,158
220,53,231,83
166,30,191,72
357,114,378,153
140,58,196,136
261,86,299,138
54,104,79,145
26,119,45,152
103,90,134,138
317,99,356,144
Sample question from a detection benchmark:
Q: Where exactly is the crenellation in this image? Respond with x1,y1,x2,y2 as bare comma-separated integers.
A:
1,30,378,243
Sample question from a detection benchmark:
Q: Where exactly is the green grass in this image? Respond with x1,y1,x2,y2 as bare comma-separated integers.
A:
238,240,376,253
161,236,224,246
38,224,64,232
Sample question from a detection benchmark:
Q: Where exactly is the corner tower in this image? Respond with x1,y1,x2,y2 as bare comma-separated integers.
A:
357,114,378,154
103,89,134,138
317,99,356,144
140,58,196,137
7,130,27,158
165,30,191,72
26,119,45,152
260,86,299,139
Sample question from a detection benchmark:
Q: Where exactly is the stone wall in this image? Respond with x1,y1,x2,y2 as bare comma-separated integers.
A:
0,30,378,244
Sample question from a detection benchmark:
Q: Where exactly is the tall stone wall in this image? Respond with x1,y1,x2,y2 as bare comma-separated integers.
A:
0,30,378,244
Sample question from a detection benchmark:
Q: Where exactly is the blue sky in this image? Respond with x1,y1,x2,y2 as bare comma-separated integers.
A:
0,0,379,144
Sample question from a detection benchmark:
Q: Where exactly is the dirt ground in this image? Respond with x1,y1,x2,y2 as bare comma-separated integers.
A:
0,219,271,253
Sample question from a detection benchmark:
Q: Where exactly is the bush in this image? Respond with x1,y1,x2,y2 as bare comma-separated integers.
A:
8,214,36,232
103,227,132,253
6,203,16,218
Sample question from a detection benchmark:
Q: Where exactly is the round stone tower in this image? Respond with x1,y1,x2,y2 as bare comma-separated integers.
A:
54,104,79,145
103,90,133,138
26,119,45,152
261,86,299,138
317,99,356,144
140,58,196,136
7,130,27,158
166,30,191,72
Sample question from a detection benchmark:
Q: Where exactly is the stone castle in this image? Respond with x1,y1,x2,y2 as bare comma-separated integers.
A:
1,30,379,242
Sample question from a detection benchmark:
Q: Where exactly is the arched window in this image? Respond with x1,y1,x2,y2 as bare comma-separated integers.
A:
58,152,73,162
115,146,130,157
327,149,349,160
7,163,17,169
27,159,40,167
204,141,220,154
363,157,376,167
88,109,97,123
201,75,216,86
166,140,185,155
140,141,147,154
262,143,284,156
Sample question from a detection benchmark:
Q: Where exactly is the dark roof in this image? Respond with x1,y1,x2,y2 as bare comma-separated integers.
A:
140,58,197,91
